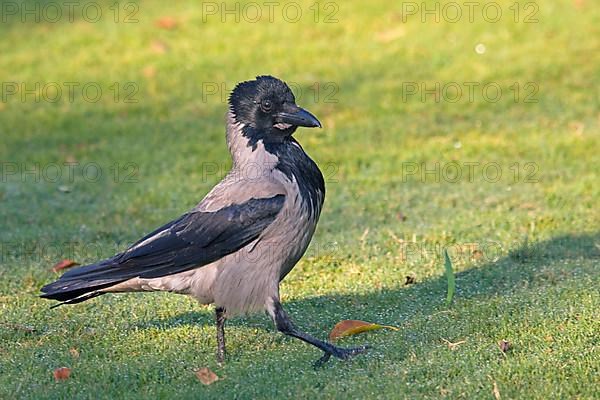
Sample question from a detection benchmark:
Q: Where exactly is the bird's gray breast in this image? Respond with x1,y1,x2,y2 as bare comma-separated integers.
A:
262,139,326,279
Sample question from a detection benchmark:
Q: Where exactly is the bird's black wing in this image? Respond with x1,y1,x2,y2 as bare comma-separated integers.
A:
40,195,285,303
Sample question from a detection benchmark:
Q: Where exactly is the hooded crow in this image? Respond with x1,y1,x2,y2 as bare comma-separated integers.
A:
41,75,368,366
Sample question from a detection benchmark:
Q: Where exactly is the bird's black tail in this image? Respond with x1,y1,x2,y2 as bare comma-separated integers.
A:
40,258,126,307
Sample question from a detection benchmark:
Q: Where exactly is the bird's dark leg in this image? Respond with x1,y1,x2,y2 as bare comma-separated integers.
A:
215,307,226,364
268,299,368,367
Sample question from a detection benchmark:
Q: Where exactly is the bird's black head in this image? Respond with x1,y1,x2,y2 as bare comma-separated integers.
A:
228,76,321,141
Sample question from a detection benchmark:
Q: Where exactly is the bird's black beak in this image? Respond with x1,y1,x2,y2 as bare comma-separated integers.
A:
275,106,322,128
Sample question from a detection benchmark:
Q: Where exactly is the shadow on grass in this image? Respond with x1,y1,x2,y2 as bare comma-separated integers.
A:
137,232,599,336
2,233,595,400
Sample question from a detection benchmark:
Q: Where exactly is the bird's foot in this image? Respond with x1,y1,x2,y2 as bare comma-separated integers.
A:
313,344,369,368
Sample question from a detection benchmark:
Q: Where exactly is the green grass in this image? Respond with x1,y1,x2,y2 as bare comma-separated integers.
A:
1,0,599,398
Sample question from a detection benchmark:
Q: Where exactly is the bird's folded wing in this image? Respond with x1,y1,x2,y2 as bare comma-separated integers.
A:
44,194,285,287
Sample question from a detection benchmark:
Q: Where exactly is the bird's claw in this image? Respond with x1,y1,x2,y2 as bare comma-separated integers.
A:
313,345,370,368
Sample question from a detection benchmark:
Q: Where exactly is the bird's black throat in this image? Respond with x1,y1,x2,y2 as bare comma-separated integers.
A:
241,124,295,149
261,134,325,216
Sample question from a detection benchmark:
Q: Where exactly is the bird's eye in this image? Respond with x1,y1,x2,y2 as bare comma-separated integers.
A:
261,99,272,112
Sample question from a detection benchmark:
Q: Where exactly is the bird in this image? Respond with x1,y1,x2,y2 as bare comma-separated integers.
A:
41,75,368,366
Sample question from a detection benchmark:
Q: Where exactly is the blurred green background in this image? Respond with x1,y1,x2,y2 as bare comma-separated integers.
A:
0,0,598,399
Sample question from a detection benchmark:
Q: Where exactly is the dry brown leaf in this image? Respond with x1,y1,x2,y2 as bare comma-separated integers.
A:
52,259,79,273
569,121,585,136
156,17,178,30
195,367,219,385
519,202,538,210
150,40,169,54
69,348,80,358
142,66,157,78
53,367,71,381
329,320,398,341
498,339,511,353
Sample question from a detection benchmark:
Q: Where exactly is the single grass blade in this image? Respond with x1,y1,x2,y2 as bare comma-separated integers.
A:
444,249,455,306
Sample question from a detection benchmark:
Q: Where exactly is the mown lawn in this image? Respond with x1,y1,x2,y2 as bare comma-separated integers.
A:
0,0,598,398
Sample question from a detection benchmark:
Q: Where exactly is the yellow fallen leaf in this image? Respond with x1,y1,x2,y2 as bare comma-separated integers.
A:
376,26,406,43
195,367,219,385
329,320,398,341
